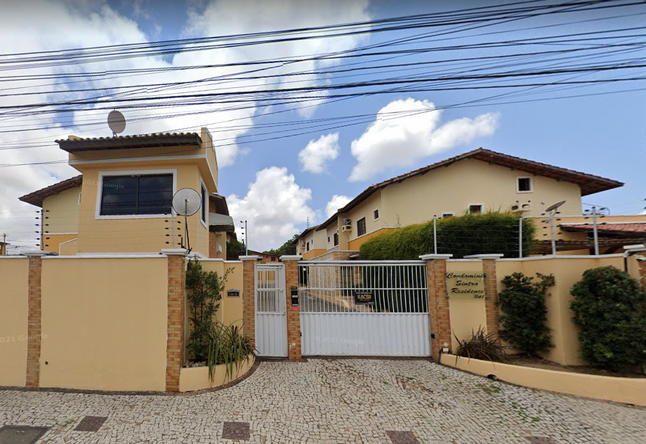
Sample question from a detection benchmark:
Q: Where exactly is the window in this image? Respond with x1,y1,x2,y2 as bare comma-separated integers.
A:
100,174,172,216
357,217,367,236
517,177,533,193
373,209,379,220
441,212,454,219
200,183,207,224
328,236,330,243
333,232,339,246
306,241,310,251
468,204,483,215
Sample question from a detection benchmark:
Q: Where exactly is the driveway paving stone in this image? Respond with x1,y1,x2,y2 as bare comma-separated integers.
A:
0,359,644,443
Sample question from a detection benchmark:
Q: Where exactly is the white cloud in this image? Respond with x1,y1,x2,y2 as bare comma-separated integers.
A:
325,194,352,218
227,167,316,251
299,133,340,174
348,98,500,182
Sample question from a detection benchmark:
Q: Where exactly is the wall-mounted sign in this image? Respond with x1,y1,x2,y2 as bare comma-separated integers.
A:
291,286,299,306
354,291,374,305
227,288,240,298
445,272,486,299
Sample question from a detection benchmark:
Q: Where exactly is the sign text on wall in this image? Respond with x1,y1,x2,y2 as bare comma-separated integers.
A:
445,272,486,299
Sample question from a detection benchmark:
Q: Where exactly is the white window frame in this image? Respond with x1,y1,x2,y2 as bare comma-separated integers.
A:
441,212,454,219
199,177,208,229
468,203,484,215
95,169,177,220
373,208,380,221
517,176,533,193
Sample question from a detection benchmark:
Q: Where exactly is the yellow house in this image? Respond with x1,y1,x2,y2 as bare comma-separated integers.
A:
296,148,625,258
19,128,234,258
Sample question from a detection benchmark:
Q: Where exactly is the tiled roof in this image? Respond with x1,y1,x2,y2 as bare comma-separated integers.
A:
19,175,83,208
317,148,623,230
560,222,646,234
56,132,201,152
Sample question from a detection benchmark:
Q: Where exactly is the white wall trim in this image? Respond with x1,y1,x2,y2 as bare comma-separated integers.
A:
516,176,534,193
95,168,177,220
58,237,78,255
45,232,78,236
497,253,625,262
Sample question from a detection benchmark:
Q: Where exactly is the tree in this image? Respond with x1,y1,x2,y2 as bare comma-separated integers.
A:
186,257,230,362
498,272,554,356
570,266,646,372
226,238,245,260
264,234,298,256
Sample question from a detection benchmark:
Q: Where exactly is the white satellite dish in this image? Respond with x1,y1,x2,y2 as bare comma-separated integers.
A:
108,110,126,136
545,200,566,213
171,188,202,252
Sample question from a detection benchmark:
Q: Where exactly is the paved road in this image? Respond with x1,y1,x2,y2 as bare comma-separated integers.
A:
1,359,645,443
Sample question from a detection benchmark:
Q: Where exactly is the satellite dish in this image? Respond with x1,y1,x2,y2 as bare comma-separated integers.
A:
545,200,566,213
172,188,201,216
108,110,126,136
171,188,202,253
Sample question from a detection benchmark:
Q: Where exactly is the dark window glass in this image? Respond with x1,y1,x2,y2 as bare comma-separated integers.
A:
357,218,366,236
469,204,483,215
100,174,172,216
518,177,532,192
201,185,207,223
333,233,339,246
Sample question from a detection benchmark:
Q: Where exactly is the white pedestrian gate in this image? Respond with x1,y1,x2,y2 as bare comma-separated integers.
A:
255,263,288,357
299,261,431,357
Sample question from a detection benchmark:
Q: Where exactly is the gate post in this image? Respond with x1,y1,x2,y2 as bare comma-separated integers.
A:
281,255,302,361
421,254,452,362
465,254,503,341
241,255,261,349
25,251,46,388
162,248,188,392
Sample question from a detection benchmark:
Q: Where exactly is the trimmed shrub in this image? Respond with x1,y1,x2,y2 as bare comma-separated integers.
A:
570,266,646,372
360,212,534,259
498,272,554,356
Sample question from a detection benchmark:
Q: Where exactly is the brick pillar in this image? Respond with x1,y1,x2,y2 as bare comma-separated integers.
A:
421,254,453,362
482,258,500,340
241,255,260,349
25,251,46,388
281,255,302,361
638,257,646,291
162,248,188,392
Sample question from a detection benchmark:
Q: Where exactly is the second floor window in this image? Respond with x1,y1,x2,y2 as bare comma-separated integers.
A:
357,217,367,236
100,174,173,216
333,233,339,246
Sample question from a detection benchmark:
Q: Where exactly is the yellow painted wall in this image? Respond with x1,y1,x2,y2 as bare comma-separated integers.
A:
43,234,77,254
381,159,582,227
39,257,168,391
348,227,398,251
199,260,244,327
496,256,625,365
74,164,210,256
0,258,29,387
445,261,488,352
58,238,78,256
303,249,326,260
42,186,80,235
179,355,254,392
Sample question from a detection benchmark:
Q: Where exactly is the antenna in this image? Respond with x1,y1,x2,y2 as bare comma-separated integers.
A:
544,200,566,213
172,188,202,253
108,110,126,137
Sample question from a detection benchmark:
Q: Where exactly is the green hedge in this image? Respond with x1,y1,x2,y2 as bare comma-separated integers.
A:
360,212,534,260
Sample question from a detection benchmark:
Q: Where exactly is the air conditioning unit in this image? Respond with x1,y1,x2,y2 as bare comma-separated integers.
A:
342,225,352,232
343,218,351,225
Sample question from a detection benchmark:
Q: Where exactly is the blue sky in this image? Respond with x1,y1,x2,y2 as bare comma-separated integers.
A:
0,0,644,251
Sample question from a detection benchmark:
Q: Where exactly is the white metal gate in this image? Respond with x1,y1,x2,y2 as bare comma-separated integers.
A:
299,261,431,356
255,263,287,357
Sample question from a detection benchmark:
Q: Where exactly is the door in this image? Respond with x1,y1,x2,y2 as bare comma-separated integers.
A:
255,263,287,357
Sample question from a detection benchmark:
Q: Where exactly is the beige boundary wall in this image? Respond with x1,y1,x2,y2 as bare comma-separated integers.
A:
443,355,646,407
0,252,246,392
443,254,643,366
0,257,29,387
39,256,169,391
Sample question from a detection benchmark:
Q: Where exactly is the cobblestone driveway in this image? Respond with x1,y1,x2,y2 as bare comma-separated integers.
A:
1,359,645,443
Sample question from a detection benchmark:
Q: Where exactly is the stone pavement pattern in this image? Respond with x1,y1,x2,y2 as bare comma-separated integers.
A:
0,359,645,443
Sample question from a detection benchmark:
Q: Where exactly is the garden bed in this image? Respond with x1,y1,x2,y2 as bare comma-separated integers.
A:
507,355,646,379
179,355,255,392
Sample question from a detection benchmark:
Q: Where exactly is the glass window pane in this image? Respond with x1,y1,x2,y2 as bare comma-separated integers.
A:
101,176,137,215
138,175,173,214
